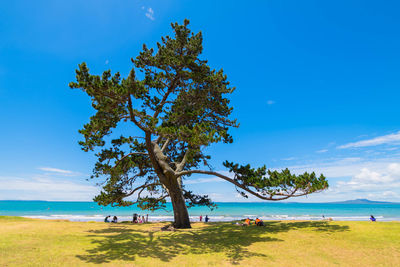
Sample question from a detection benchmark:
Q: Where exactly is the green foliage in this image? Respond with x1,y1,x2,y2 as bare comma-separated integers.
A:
70,19,328,214
70,19,237,210
223,161,328,199
182,190,217,210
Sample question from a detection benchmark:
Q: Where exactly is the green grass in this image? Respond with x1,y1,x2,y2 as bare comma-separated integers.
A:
1,216,399,266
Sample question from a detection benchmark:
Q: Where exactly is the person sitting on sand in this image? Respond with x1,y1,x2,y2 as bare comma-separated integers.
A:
370,215,376,222
112,216,118,223
244,217,251,226
104,215,111,223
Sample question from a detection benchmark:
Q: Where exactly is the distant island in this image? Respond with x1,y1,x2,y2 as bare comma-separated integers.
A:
329,199,398,204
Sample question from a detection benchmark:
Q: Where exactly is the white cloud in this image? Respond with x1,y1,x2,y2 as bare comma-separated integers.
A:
266,100,275,105
333,163,400,193
383,191,398,197
0,176,98,201
185,177,223,185
145,7,155,21
184,171,233,185
316,149,328,153
338,131,400,149
282,157,296,161
282,157,368,178
105,59,109,65
37,167,74,175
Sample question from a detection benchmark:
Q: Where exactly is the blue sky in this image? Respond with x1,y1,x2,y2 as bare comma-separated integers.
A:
1,0,400,202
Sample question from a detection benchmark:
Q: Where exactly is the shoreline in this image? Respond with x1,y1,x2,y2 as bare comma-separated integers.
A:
2,214,398,223
3,201,399,222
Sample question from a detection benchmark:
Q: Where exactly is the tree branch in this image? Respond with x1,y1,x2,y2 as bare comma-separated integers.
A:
113,152,149,169
175,148,190,172
127,95,149,132
152,74,181,119
125,183,162,198
161,138,170,152
176,170,314,201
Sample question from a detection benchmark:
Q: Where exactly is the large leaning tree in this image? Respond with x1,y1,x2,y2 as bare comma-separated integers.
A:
70,20,328,229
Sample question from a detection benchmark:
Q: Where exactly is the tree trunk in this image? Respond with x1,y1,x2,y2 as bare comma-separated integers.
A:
169,185,191,229
147,138,191,228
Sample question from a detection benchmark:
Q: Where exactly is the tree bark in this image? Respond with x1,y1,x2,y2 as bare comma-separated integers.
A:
145,135,191,229
168,183,191,229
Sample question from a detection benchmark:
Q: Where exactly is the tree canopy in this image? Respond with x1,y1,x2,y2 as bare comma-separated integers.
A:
70,19,328,228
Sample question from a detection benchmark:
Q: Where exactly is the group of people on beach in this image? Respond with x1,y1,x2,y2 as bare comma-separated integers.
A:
132,213,149,223
104,215,118,223
103,214,149,223
237,217,264,226
105,214,378,224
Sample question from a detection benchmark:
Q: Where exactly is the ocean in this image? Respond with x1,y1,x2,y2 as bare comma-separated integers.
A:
1,201,399,222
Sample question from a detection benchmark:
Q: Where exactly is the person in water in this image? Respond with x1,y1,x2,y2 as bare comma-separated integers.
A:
370,215,376,222
112,216,118,223
104,215,111,223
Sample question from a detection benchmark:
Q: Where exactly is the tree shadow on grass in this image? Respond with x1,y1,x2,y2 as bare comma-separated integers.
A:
264,221,350,234
76,221,349,265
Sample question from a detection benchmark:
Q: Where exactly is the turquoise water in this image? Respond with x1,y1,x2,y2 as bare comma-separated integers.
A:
1,201,399,222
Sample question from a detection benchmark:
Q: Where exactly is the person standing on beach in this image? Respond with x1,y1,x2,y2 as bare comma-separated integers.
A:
205,215,209,222
146,214,149,223
200,215,202,222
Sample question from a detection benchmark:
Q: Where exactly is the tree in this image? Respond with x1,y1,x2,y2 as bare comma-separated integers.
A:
70,20,328,229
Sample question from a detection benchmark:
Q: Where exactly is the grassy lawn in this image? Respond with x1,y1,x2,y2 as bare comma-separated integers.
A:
0,216,399,266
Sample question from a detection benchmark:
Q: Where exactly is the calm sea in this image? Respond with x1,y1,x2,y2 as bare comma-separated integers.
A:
1,201,399,222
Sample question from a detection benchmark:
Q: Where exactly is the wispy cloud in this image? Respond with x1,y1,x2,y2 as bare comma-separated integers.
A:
0,176,98,201
282,157,296,161
38,167,73,175
185,177,224,185
316,149,328,153
281,157,397,178
145,7,155,21
267,100,275,105
338,131,400,149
